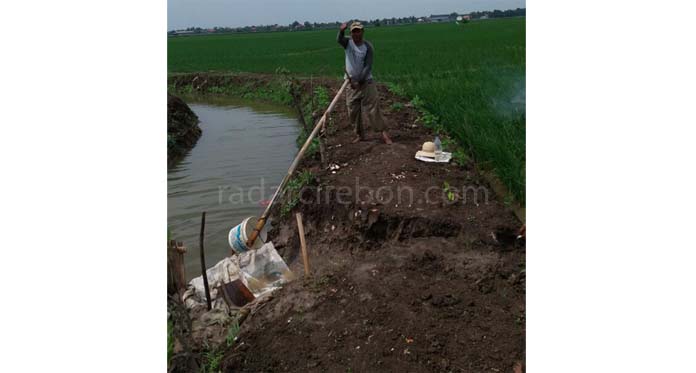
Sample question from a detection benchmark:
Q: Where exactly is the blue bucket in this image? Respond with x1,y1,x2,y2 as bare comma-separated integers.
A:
229,216,265,254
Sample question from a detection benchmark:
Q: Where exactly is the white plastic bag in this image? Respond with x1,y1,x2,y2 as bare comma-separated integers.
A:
182,242,293,309
238,242,295,297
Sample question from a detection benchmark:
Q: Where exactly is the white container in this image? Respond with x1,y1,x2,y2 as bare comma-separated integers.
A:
434,135,443,161
228,216,266,254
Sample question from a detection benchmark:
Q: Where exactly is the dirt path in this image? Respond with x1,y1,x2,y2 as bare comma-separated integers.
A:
169,74,525,372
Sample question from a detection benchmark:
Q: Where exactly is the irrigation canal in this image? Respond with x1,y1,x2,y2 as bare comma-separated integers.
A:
168,97,300,280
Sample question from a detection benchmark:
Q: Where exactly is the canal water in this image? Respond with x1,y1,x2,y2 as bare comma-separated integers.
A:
167,96,300,280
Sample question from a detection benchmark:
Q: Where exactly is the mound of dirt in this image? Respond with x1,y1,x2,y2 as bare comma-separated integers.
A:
168,93,201,166
169,73,525,372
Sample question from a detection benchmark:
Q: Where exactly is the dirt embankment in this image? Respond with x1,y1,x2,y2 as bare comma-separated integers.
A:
168,93,202,166
169,73,525,372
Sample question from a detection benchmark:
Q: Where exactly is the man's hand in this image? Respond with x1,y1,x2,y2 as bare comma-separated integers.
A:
340,22,348,32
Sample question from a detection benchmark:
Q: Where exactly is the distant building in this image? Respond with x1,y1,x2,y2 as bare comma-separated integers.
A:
429,14,452,23
417,18,424,22
171,30,195,36
456,15,471,23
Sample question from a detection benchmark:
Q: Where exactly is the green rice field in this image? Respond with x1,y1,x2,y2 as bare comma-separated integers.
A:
168,18,525,202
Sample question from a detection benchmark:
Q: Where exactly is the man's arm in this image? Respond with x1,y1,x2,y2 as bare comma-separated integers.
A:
337,25,349,48
354,42,373,84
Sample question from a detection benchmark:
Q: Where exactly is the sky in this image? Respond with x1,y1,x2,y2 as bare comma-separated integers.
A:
168,0,526,30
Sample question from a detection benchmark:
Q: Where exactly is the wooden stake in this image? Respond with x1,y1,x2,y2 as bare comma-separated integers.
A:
295,212,310,278
167,240,187,298
199,212,212,311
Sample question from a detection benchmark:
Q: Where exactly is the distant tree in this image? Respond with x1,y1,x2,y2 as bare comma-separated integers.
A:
180,8,525,36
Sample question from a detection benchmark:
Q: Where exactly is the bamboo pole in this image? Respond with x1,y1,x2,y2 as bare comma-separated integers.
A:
246,79,350,249
199,212,212,311
295,212,310,277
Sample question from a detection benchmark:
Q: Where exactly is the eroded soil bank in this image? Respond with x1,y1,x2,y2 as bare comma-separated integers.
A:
168,93,202,166
168,73,525,372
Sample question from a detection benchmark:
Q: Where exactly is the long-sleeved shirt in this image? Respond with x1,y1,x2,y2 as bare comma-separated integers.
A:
337,29,374,83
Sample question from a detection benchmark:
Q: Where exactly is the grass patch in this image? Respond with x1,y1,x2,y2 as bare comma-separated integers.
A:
443,181,456,202
386,82,407,97
280,170,314,217
197,320,241,372
167,320,174,364
201,347,224,373
297,85,330,156
170,75,294,107
226,321,241,347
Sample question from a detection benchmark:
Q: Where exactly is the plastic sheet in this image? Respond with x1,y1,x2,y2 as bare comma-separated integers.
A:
415,151,452,163
238,242,295,297
182,242,293,310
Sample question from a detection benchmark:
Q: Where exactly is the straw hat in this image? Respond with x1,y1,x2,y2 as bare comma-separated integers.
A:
416,141,436,158
350,21,364,31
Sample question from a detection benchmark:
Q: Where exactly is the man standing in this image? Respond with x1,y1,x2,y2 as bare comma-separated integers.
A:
337,21,392,144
